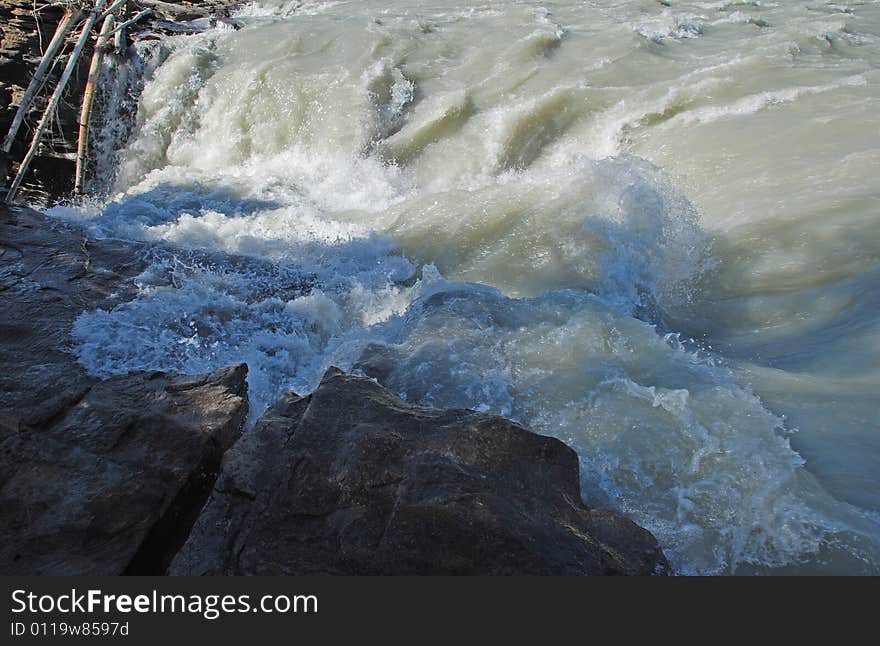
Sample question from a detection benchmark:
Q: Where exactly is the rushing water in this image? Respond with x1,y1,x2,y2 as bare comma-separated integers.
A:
48,0,880,574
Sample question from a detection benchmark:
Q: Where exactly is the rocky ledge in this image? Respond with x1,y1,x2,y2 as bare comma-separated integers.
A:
0,205,249,574
0,205,668,575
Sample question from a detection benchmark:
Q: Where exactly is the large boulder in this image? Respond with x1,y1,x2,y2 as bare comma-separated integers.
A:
172,368,668,575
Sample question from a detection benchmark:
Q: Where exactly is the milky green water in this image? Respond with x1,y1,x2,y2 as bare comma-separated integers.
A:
53,0,880,574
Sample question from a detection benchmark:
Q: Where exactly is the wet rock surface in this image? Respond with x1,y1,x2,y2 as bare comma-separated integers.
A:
172,368,668,575
0,364,248,575
0,205,147,424
0,204,249,574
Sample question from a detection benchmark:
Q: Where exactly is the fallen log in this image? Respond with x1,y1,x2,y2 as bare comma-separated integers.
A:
5,0,110,204
130,16,243,42
136,0,225,20
114,24,126,54
1,9,82,155
104,8,153,38
98,0,128,22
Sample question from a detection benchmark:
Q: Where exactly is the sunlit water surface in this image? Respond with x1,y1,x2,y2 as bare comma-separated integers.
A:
49,0,880,574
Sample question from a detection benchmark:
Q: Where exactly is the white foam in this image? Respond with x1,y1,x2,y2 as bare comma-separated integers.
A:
53,0,880,575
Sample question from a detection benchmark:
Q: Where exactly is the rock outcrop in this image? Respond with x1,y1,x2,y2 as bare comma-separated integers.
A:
0,365,248,575
172,368,668,576
0,206,147,425
0,204,249,574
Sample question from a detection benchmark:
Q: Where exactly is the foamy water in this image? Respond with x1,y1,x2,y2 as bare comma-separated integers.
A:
49,0,880,574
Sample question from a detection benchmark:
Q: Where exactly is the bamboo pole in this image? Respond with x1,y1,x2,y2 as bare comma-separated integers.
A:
1,9,82,154
75,13,116,195
5,0,109,204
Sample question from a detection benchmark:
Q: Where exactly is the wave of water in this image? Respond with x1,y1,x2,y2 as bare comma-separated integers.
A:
49,0,880,574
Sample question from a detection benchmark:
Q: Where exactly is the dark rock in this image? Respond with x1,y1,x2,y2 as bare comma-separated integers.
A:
171,368,668,575
0,364,248,575
0,205,148,425
0,204,249,574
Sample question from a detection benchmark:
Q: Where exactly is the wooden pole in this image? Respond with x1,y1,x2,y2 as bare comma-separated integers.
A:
5,0,109,204
75,13,116,195
1,9,82,154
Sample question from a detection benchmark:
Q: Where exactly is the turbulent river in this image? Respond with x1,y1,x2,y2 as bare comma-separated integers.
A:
48,0,880,574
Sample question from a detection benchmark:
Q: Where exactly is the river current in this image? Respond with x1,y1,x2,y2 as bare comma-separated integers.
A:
50,0,880,574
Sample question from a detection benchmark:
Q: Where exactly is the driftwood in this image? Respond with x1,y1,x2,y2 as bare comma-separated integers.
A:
136,0,219,19
149,18,219,33
105,9,153,37
132,17,242,43
3,1,239,202
1,9,82,155
114,21,127,54
75,13,116,195
98,0,128,21
5,0,110,204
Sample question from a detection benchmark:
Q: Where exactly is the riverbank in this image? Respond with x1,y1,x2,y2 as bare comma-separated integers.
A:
5,0,879,575
0,203,668,574
1,1,237,203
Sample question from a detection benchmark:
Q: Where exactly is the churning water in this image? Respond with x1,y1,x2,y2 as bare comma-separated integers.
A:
49,0,880,574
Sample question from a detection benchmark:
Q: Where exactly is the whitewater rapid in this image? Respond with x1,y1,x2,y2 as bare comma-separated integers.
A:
49,0,880,574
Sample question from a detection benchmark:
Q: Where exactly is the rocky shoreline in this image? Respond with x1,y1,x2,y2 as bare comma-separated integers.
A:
0,204,669,575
